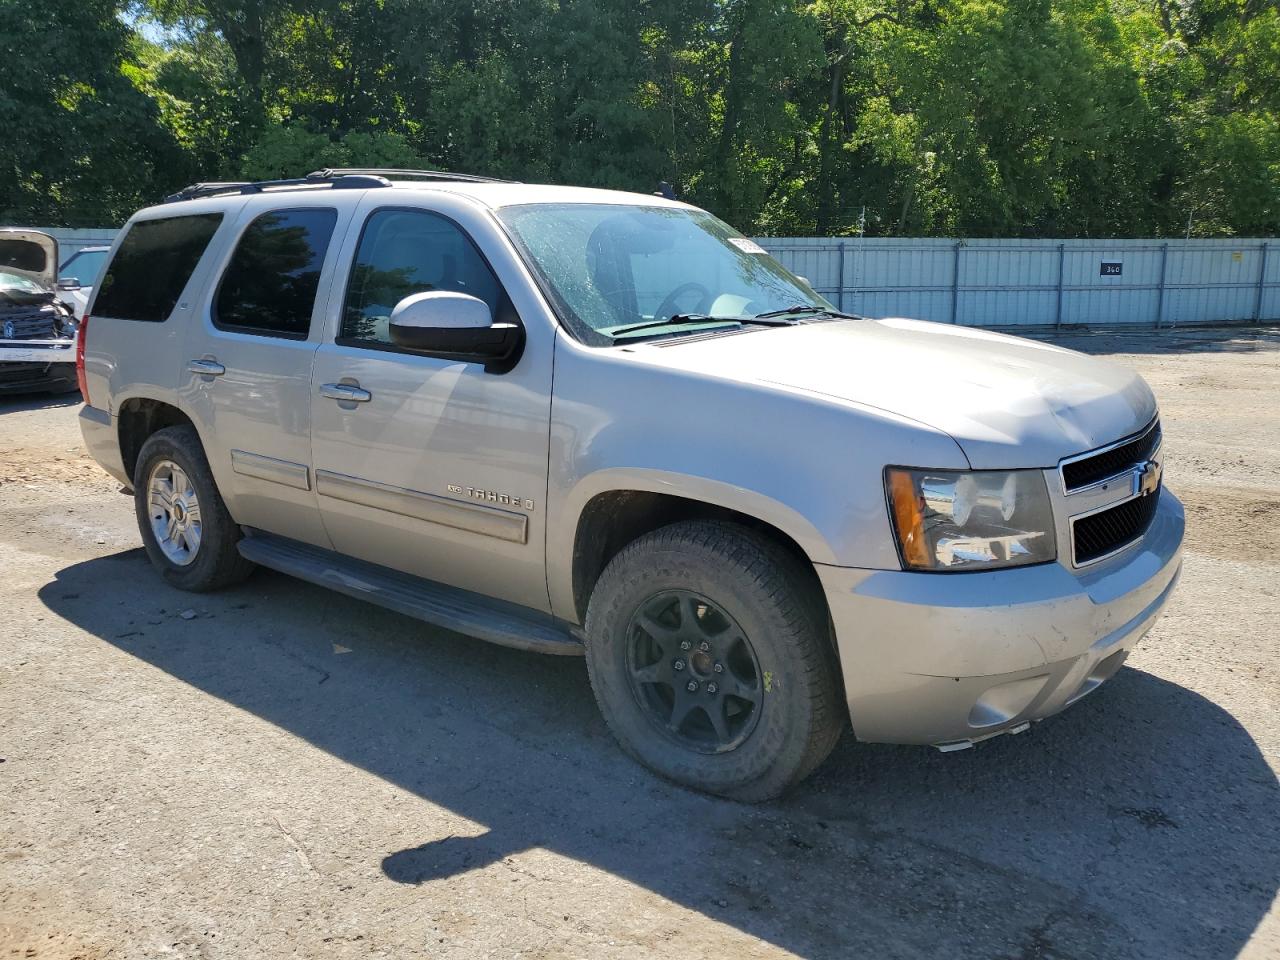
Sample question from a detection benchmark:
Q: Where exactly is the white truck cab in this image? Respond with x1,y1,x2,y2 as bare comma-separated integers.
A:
77,169,1183,799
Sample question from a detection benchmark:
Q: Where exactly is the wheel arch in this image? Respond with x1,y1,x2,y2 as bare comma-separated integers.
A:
555,469,838,626
116,393,198,486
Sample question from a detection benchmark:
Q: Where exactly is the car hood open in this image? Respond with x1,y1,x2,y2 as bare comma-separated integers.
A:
638,317,1157,469
0,230,58,290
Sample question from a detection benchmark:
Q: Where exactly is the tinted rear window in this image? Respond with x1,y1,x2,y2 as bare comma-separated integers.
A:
214,208,337,339
0,239,47,275
93,214,223,322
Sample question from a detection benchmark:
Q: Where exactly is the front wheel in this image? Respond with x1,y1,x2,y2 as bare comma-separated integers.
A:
584,520,843,802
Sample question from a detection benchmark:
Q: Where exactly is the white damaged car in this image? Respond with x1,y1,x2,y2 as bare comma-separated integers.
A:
0,229,81,395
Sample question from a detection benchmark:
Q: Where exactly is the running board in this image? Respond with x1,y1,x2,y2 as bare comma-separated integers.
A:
237,531,582,656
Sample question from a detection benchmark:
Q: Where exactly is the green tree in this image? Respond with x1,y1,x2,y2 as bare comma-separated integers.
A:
0,0,188,225
4,0,1278,236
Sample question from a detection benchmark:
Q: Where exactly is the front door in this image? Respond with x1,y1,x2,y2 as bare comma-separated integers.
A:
309,200,554,612
182,198,348,549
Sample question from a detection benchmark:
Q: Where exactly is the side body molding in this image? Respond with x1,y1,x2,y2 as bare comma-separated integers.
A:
231,449,311,491
315,470,529,545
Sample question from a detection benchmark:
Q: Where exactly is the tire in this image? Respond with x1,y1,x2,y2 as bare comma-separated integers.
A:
584,520,843,802
133,424,255,592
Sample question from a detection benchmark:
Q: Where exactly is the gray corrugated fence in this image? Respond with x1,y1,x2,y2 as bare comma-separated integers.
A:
40,227,120,253
36,227,1279,329
760,237,1278,328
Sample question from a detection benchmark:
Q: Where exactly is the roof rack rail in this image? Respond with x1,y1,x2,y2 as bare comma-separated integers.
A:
163,172,392,204
308,167,514,184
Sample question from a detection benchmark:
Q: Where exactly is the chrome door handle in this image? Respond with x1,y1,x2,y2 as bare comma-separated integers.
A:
320,382,372,403
187,358,225,377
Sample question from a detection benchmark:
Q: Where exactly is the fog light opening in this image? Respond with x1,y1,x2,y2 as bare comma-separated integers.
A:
1066,649,1130,706
967,674,1049,729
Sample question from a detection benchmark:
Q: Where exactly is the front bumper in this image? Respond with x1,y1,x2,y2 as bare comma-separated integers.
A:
0,337,76,363
0,338,77,394
817,490,1184,747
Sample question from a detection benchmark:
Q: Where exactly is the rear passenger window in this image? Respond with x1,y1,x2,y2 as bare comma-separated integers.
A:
93,214,223,322
214,208,337,339
341,209,505,346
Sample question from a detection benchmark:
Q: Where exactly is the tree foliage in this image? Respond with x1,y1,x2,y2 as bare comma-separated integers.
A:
3,0,1278,236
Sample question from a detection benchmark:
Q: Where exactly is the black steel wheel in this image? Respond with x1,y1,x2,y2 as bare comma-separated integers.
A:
585,520,844,802
626,590,763,753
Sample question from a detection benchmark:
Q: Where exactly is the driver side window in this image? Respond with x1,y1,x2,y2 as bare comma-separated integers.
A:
340,209,505,347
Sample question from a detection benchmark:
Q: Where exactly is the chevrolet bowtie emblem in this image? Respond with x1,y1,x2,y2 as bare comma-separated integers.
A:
1134,458,1162,498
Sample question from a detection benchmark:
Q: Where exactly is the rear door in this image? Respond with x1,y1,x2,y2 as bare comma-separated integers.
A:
182,195,352,548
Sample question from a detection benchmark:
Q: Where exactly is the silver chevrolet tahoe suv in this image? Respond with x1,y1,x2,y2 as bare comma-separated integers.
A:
78,169,1184,800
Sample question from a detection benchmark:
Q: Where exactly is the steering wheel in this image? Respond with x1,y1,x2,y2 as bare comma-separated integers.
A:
653,282,713,321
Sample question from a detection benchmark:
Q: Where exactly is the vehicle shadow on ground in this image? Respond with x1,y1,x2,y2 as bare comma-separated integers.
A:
0,391,80,414
40,553,1280,959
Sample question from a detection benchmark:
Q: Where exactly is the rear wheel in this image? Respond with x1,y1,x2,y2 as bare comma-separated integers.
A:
584,520,843,802
133,425,254,592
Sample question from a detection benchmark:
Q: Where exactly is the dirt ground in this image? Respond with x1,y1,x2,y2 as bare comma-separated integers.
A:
1,326,1277,960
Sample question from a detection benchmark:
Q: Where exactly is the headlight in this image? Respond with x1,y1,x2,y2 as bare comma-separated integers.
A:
885,467,1056,571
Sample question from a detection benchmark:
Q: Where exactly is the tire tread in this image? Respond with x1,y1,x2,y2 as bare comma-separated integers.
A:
585,519,843,801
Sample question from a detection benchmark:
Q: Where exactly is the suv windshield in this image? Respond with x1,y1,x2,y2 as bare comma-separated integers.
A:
495,203,830,344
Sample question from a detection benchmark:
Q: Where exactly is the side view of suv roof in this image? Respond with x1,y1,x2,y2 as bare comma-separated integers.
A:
76,169,1183,799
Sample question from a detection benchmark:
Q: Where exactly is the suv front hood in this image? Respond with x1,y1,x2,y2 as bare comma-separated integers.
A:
0,230,58,290
640,317,1156,469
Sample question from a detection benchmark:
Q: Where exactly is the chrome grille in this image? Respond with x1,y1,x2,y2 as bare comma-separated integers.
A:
1072,487,1161,565
1061,418,1161,492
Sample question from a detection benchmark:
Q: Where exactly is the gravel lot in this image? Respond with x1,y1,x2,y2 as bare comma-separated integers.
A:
1,326,1277,960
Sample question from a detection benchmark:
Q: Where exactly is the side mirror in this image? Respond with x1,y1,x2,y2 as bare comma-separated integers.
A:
57,277,81,291
388,291,522,368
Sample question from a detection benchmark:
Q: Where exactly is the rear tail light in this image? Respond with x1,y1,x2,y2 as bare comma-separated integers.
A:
75,314,89,400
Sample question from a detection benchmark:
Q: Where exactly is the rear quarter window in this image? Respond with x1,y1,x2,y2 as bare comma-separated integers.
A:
93,214,223,323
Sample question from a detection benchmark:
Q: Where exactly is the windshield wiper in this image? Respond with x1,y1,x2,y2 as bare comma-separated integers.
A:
753,304,862,321
608,305,862,342
608,314,744,340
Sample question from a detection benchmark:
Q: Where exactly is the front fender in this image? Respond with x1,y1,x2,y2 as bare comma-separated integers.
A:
545,335,969,622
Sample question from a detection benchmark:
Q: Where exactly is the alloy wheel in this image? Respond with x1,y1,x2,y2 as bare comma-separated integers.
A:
147,459,202,566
